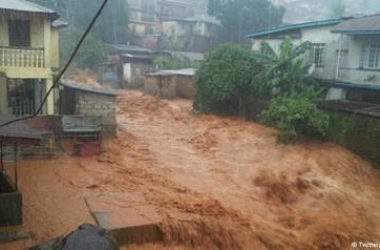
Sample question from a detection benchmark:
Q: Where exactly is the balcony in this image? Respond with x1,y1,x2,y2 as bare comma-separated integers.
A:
0,47,45,68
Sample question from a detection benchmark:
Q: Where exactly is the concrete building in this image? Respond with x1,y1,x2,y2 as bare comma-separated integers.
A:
99,44,153,89
128,0,159,35
160,15,221,52
60,80,117,138
0,0,67,116
247,15,380,103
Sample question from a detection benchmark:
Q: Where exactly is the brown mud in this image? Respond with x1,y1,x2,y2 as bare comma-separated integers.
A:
3,90,380,249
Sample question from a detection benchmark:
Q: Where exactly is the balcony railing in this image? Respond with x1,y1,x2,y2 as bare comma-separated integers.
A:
0,46,44,68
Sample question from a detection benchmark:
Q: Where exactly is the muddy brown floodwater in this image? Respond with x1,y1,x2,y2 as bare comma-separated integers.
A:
3,90,380,250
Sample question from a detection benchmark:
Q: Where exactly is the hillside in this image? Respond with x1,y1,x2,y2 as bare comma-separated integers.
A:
276,0,380,22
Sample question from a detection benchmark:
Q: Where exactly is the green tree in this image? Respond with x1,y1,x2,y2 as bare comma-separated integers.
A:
209,0,285,42
60,28,107,70
193,44,262,116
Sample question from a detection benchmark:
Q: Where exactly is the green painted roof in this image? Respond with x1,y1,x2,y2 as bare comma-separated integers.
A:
246,19,343,39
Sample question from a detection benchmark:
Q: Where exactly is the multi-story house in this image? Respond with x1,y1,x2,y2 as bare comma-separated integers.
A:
127,0,200,36
0,0,66,116
161,15,221,52
247,15,380,104
128,0,159,35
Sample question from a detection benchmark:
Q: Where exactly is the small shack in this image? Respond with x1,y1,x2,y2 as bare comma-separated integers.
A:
100,44,153,89
60,80,117,138
0,116,43,228
144,68,195,99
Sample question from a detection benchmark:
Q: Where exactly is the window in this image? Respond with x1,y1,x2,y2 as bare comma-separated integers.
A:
311,43,325,67
361,44,380,69
8,19,31,47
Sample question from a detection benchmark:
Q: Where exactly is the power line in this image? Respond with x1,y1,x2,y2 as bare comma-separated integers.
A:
0,0,110,128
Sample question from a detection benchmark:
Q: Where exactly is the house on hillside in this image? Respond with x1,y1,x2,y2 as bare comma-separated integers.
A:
160,15,221,52
0,0,67,117
247,15,380,104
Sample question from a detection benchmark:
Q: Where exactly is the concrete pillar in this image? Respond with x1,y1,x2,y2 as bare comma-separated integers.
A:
46,78,54,115
0,74,8,115
43,20,51,68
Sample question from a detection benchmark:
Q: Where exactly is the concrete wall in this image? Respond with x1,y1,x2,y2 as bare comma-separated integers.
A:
124,62,152,89
75,91,117,137
336,35,380,85
144,74,195,99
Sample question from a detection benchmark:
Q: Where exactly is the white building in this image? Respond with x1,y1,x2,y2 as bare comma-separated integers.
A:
248,15,380,103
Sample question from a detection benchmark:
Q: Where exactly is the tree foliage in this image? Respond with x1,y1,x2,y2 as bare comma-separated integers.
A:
253,37,320,98
30,0,129,69
260,96,330,143
193,44,262,116
255,37,329,143
208,0,285,42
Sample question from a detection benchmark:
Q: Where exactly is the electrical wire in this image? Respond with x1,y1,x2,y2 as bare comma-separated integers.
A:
0,0,109,128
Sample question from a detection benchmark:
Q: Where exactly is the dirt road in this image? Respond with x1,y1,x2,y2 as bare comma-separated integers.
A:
4,90,380,249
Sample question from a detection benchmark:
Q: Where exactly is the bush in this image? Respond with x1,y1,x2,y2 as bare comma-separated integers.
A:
260,96,329,143
193,44,262,116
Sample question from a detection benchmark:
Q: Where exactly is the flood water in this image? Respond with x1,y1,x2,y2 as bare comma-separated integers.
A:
3,90,380,249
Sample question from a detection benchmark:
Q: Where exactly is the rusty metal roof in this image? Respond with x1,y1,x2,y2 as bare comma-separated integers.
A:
332,15,380,35
0,116,42,142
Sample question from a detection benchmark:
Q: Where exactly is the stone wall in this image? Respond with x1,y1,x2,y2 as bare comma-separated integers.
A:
75,91,117,138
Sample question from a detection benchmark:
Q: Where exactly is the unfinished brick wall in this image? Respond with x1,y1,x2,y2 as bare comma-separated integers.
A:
75,91,117,137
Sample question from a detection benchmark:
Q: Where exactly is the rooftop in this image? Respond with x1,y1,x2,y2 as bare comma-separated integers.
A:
246,18,343,39
332,15,380,35
61,80,118,96
149,68,195,77
0,116,42,142
109,44,152,54
0,0,58,19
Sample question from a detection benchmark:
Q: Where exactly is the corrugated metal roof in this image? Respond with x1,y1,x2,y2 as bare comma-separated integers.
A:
149,68,195,77
0,0,57,17
61,80,118,96
246,18,343,39
108,44,152,54
332,15,380,35
0,115,42,141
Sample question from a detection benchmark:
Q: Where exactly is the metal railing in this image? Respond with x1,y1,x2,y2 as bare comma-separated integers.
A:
9,100,36,117
0,46,45,68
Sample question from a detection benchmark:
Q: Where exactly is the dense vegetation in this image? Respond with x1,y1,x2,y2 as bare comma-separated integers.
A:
208,0,285,42
31,0,130,69
194,38,329,143
194,44,262,116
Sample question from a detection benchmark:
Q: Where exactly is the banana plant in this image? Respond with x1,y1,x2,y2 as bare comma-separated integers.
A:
253,36,320,99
